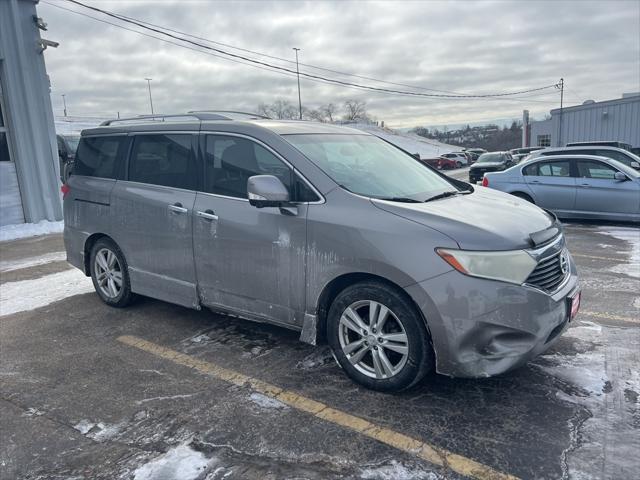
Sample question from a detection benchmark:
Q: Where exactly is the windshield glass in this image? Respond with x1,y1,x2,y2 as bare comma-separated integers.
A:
285,134,455,200
477,153,504,163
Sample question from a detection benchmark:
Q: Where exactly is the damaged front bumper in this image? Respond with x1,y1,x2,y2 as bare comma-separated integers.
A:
405,258,579,378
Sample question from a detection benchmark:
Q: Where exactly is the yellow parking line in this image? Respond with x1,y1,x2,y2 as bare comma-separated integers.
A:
572,253,627,262
117,335,518,480
580,310,640,324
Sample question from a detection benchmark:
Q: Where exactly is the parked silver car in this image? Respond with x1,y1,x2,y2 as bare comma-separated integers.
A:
524,145,640,170
483,154,640,222
63,113,580,391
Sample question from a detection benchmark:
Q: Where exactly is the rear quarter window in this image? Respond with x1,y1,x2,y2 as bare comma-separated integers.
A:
74,136,127,179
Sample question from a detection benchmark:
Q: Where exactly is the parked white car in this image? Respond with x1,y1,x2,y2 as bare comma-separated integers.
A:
525,146,640,170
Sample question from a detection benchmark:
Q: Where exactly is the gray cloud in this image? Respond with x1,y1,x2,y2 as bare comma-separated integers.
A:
41,0,640,128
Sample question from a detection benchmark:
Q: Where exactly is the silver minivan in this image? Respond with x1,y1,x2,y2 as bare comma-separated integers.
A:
63,112,580,391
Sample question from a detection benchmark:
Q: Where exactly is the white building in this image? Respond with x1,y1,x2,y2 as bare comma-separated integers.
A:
0,0,61,227
529,93,640,149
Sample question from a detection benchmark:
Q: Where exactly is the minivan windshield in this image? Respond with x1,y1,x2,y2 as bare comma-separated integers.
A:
285,134,457,201
476,153,504,163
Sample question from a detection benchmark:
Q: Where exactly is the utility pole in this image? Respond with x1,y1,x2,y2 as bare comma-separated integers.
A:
293,48,302,120
144,78,154,115
556,78,564,147
61,94,67,117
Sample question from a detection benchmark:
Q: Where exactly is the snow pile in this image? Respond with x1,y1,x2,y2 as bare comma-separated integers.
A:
597,227,640,279
0,220,64,242
133,443,212,480
0,269,94,316
348,123,457,159
55,116,106,135
0,251,66,273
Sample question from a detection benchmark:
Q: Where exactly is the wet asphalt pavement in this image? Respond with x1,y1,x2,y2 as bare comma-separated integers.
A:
0,195,638,479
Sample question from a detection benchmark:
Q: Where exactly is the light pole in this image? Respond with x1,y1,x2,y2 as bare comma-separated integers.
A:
292,48,302,120
144,78,154,115
61,94,67,117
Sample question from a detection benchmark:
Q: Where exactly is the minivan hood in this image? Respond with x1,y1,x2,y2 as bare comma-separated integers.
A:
371,188,555,250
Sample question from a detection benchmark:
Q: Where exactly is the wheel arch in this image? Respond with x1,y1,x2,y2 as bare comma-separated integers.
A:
509,190,535,203
312,272,429,345
83,233,114,275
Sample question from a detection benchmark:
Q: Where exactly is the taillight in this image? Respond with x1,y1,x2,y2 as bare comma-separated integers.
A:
61,184,70,199
481,177,489,187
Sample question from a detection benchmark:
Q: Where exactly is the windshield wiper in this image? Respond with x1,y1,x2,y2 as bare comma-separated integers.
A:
424,190,464,202
377,196,422,203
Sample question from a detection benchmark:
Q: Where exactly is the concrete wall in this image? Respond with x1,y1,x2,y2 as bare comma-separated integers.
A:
0,0,62,225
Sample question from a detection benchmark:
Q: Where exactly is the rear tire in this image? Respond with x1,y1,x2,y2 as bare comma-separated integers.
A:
511,192,534,203
456,161,463,168
327,281,434,392
89,238,136,308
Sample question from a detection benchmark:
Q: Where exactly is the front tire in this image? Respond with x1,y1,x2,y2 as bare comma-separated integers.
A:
89,238,136,307
327,281,434,392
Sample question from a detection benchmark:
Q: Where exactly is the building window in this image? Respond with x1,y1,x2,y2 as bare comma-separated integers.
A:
537,134,551,147
0,80,11,162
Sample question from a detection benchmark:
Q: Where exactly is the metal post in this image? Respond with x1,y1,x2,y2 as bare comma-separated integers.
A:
61,94,67,117
144,78,154,115
293,48,302,120
557,78,564,147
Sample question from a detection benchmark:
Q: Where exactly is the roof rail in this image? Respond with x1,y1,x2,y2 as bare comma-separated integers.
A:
187,110,271,120
100,112,232,126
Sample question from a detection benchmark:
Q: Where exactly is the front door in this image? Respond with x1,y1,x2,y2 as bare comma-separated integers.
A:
112,133,199,308
575,159,640,215
524,159,576,211
192,134,312,327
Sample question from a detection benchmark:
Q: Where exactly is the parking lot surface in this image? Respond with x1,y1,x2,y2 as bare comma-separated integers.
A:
1,219,638,479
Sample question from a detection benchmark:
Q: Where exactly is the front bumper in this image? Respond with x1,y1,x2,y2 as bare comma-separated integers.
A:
405,257,579,378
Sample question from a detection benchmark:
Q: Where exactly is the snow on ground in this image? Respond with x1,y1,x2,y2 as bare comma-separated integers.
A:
248,392,288,410
0,268,93,316
0,220,64,242
359,460,441,480
133,443,212,480
597,226,640,279
0,251,66,273
348,123,457,159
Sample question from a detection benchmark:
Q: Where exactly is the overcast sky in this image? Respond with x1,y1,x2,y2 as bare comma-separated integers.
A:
41,0,640,128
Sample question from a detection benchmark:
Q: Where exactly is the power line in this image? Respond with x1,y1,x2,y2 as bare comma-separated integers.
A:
60,0,560,100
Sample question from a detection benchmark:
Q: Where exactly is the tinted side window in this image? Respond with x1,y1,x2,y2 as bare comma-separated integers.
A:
129,134,196,190
204,135,291,199
577,160,616,179
74,136,126,179
595,150,630,165
537,161,570,177
523,163,538,176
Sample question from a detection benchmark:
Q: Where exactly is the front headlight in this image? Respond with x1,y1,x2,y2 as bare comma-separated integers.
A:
436,248,537,284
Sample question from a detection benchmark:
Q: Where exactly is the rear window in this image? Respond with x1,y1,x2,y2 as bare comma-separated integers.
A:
73,136,127,179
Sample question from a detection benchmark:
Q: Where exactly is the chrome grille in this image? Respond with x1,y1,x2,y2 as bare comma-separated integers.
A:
525,249,568,293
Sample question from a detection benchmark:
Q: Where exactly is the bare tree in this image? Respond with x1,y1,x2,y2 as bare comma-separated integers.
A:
255,100,298,119
321,103,337,122
306,108,326,122
343,99,367,121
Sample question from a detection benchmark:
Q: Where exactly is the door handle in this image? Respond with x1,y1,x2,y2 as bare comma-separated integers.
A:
196,209,218,221
530,180,540,184
168,203,188,214
579,184,591,188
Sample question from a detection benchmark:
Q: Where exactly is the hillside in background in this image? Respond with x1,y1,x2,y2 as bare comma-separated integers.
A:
411,121,523,151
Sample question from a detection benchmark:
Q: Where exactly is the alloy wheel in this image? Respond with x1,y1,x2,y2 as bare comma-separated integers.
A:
338,300,409,379
94,248,123,299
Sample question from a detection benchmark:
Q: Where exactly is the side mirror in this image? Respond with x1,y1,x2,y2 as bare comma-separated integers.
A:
631,161,640,169
247,175,290,208
614,171,628,182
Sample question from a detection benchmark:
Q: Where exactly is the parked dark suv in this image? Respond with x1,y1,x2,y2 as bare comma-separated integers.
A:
468,151,514,183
